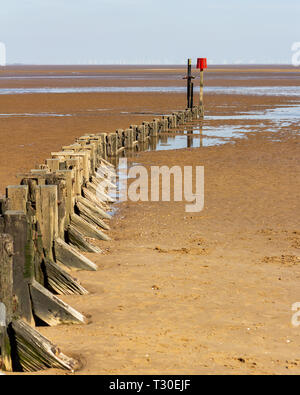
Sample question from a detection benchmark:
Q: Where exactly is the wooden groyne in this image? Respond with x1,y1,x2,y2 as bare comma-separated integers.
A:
0,105,202,373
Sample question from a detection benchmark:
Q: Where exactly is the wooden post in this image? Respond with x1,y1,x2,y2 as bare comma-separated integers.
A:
142,122,150,138
96,133,108,160
171,113,178,129
187,58,192,108
0,196,9,216
52,151,89,185
0,232,80,372
6,186,28,213
124,128,134,150
137,125,146,143
200,68,204,106
130,125,138,143
54,170,74,230
185,59,195,109
150,120,158,137
4,211,35,326
35,185,58,261
46,159,60,172
0,234,14,371
63,157,83,196
192,106,199,120
107,133,118,157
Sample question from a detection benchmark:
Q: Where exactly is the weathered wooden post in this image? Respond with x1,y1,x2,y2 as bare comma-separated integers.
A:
142,122,150,139
191,82,194,108
0,233,78,372
4,185,89,318
0,234,13,371
19,172,98,275
6,186,28,212
124,128,134,150
137,125,146,143
150,120,158,137
4,211,35,326
183,59,195,109
153,118,162,133
196,57,207,117
35,185,58,261
52,151,89,185
163,116,170,131
46,158,61,172
130,125,138,144
50,150,111,246
179,110,186,124
94,133,107,160
186,108,193,122
107,133,118,158
192,106,199,120
171,113,178,129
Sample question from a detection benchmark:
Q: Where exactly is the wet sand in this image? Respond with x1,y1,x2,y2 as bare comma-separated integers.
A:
1,66,300,375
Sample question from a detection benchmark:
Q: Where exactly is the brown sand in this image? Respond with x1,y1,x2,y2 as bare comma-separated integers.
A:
1,66,300,375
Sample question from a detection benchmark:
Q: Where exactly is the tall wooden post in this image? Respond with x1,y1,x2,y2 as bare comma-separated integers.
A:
196,58,207,108
199,68,204,105
187,58,192,109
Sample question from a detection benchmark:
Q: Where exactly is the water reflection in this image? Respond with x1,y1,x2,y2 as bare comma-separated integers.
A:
108,128,229,168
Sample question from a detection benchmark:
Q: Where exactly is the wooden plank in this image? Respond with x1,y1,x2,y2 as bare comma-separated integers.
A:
29,280,86,326
82,187,110,211
99,157,115,169
76,195,111,220
71,214,110,241
67,224,102,253
43,259,88,296
76,200,110,231
12,319,78,372
54,237,98,271
86,181,115,203
92,175,116,191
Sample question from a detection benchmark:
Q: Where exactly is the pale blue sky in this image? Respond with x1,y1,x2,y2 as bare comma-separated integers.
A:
0,0,299,64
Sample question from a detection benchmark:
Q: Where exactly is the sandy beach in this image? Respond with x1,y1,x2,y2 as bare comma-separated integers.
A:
1,65,300,375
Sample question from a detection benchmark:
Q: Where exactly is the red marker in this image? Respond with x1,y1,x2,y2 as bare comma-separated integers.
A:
196,58,207,105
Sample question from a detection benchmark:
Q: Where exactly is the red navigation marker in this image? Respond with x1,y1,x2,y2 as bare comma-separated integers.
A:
196,58,207,108
197,58,207,70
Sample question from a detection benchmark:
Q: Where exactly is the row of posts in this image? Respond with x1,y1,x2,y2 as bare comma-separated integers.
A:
105,106,202,158
0,104,202,373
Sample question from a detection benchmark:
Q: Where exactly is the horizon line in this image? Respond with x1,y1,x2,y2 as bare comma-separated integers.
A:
0,62,296,67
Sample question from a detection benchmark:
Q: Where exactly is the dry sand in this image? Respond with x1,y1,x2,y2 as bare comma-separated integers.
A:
1,66,300,375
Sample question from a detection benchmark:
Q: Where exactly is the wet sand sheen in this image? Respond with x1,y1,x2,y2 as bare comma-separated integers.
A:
1,86,300,96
